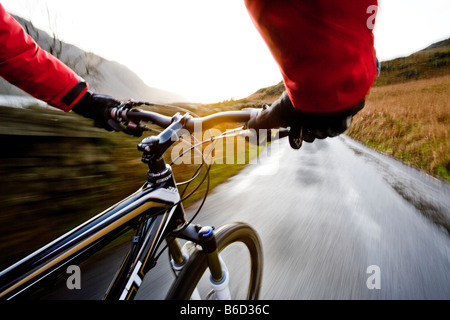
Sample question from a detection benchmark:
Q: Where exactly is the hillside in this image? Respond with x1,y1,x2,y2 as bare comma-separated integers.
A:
0,15,187,106
375,38,450,86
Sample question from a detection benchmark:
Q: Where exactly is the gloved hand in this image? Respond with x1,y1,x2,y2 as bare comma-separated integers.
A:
247,91,364,148
71,91,122,132
72,91,144,137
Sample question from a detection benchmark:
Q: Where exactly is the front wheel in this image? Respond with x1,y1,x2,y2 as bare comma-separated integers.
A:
166,222,263,300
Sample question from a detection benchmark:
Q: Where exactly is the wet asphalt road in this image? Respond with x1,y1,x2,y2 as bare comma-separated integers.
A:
137,135,450,300
49,135,450,300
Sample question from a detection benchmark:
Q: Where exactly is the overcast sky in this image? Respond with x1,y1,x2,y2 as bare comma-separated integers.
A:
2,0,450,103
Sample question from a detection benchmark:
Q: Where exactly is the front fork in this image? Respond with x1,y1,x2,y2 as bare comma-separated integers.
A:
167,224,231,300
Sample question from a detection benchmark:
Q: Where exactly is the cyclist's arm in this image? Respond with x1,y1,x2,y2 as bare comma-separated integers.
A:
244,0,378,115
0,4,88,111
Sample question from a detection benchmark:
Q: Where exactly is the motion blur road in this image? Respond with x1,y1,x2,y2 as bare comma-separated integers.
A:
139,135,450,299
49,135,450,300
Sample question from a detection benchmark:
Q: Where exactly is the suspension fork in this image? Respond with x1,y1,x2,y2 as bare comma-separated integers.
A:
168,224,231,299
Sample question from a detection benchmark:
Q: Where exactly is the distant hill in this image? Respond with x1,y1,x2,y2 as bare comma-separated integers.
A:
375,38,450,86
0,14,187,106
245,81,285,104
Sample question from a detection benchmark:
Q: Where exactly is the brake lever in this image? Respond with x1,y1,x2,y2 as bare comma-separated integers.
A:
123,121,146,137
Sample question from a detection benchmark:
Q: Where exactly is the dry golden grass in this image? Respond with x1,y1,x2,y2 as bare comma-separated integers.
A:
347,75,450,180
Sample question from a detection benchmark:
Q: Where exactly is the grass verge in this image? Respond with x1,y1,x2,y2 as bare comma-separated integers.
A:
347,75,449,181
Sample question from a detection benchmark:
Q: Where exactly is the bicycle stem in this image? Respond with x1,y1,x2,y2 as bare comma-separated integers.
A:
137,113,190,175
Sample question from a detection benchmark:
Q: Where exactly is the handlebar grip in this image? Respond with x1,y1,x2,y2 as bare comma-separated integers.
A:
125,109,173,128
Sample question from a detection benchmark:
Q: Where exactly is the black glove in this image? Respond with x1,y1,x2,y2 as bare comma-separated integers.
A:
72,91,144,137
247,91,364,148
72,91,122,131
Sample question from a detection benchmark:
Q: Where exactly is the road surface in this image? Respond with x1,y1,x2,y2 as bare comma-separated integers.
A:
46,135,450,299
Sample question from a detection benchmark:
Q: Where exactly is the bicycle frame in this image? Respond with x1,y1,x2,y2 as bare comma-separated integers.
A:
0,107,263,300
0,165,186,300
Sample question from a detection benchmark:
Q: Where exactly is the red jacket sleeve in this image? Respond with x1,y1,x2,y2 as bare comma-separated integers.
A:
245,0,378,115
0,4,88,111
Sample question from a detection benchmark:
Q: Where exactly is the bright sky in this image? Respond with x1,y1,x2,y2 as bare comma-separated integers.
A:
2,0,450,103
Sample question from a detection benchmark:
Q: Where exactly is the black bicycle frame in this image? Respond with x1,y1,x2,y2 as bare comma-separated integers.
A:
0,165,186,300
0,109,241,300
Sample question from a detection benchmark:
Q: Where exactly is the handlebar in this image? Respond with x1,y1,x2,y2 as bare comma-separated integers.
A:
111,104,291,142
109,104,292,171
110,103,292,151
122,108,258,133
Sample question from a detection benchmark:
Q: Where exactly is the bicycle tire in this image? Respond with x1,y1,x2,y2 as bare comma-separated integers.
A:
166,222,263,300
